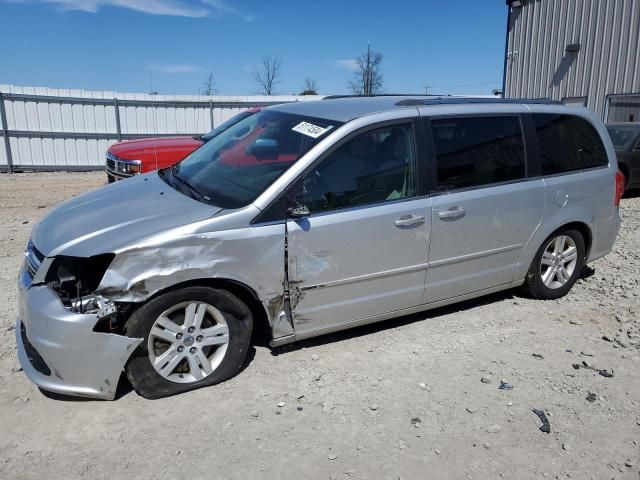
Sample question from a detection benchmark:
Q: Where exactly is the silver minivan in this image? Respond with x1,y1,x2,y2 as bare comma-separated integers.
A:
17,97,623,399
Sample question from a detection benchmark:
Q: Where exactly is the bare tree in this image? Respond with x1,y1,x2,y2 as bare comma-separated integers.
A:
300,78,319,95
252,55,282,95
348,45,384,96
201,71,217,95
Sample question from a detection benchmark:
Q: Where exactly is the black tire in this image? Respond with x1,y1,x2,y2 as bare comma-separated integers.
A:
125,286,253,399
523,229,586,300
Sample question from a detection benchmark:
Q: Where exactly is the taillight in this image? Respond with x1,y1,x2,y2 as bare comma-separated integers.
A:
614,171,625,207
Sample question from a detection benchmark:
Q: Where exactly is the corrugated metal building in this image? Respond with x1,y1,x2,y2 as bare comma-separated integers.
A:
503,0,640,122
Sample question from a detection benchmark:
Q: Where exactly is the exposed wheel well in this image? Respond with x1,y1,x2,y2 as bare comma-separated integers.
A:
552,222,593,260
145,278,272,345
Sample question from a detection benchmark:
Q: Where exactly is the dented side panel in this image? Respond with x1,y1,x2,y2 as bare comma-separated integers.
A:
287,197,431,333
97,219,293,339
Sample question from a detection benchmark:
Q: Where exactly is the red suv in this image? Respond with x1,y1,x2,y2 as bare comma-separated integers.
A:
105,108,260,182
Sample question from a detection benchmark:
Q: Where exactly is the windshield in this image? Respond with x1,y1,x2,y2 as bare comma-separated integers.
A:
163,109,340,208
200,110,256,142
607,126,640,150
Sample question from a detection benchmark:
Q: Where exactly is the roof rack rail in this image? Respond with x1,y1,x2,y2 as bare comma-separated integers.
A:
323,93,451,100
396,97,562,107
321,95,562,107
394,97,563,106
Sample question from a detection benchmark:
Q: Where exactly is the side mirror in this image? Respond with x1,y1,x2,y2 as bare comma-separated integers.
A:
287,205,310,218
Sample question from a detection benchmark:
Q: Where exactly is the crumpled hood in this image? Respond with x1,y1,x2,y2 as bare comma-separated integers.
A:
31,173,220,257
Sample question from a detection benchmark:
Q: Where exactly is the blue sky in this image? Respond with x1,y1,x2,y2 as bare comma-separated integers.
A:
0,0,508,96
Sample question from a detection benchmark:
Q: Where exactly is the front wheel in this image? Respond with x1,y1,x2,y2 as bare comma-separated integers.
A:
523,229,586,300
125,286,253,399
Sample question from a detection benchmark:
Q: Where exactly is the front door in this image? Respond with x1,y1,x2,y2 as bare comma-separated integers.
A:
286,122,431,334
423,114,545,303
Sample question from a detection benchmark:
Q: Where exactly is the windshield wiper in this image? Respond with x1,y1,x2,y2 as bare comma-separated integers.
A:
171,171,204,201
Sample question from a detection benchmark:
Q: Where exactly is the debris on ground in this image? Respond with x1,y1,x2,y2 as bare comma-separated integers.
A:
572,360,615,378
498,381,514,390
532,408,551,433
585,392,598,402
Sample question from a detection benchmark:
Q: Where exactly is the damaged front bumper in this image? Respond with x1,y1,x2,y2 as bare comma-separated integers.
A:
16,266,142,400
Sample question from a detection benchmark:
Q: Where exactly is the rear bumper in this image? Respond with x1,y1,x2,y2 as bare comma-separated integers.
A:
588,212,622,263
16,266,142,400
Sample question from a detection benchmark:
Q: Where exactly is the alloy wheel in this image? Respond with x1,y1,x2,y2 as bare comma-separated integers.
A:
539,234,578,289
147,301,229,383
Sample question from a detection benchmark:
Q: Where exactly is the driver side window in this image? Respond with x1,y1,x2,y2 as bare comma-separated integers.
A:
302,123,417,213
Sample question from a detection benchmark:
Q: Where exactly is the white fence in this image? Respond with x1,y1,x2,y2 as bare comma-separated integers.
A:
0,85,322,172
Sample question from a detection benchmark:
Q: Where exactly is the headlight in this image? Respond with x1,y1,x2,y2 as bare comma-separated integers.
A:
117,159,142,175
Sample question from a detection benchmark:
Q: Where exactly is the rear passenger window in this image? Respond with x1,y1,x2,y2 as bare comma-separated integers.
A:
431,116,525,190
533,114,608,174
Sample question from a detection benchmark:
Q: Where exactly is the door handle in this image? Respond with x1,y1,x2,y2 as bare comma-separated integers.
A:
394,214,425,227
438,206,467,220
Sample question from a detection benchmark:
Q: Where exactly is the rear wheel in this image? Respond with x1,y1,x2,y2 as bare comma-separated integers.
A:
125,286,253,399
524,229,585,300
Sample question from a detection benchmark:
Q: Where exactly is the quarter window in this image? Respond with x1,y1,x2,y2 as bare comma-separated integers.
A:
301,124,417,213
533,114,608,174
431,116,526,190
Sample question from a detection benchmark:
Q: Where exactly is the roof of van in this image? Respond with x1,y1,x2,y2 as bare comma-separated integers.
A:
269,95,562,123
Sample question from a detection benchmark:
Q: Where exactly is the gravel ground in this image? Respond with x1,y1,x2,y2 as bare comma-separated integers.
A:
0,172,639,480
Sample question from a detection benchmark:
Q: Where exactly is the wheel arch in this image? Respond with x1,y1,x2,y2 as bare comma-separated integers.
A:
550,221,593,260
142,277,272,345
517,219,593,281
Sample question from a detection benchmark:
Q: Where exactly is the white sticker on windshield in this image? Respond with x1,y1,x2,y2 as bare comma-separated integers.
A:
292,121,333,138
